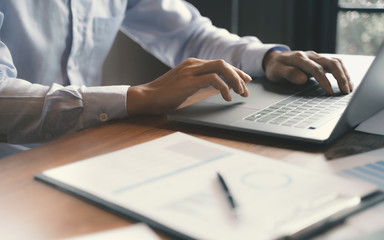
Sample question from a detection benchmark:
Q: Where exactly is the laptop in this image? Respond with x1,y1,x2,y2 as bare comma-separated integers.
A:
167,44,384,144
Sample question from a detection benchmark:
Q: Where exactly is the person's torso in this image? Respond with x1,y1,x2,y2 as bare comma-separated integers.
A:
0,0,128,86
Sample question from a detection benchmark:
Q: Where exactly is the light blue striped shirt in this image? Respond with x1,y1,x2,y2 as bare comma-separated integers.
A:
0,0,287,144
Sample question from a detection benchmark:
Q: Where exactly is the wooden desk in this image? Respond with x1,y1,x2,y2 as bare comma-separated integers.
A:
1,116,384,239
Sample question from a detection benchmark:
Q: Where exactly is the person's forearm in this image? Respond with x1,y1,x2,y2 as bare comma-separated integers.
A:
0,77,128,144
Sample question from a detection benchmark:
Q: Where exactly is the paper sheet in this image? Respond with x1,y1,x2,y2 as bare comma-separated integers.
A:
39,132,378,240
356,109,384,135
303,148,384,240
65,223,160,240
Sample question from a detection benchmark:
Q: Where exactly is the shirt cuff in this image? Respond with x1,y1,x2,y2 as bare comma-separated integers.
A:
240,43,290,77
83,85,129,127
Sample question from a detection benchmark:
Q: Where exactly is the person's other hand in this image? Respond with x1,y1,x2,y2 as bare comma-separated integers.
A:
262,50,353,94
126,58,252,115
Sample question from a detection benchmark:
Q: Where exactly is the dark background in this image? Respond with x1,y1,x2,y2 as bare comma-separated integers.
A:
187,0,338,53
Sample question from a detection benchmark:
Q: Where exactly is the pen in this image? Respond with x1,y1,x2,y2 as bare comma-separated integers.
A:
217,172,239,217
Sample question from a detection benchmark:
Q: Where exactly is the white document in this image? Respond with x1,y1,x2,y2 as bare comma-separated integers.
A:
306,148,384,190
37,132,379,240
64,223,160,240
356,109,384,135
303,148,384,240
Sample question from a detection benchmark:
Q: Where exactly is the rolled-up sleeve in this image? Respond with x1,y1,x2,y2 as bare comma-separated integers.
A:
0,78,128,143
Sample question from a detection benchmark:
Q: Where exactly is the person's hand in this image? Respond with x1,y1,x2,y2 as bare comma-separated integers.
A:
262,50,353,94
126,58,252,115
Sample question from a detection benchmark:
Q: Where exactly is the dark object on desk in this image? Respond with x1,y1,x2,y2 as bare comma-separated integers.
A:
217,172,239,217
325,131,384,160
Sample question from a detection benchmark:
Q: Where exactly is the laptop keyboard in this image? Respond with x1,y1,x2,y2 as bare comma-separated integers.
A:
244,84,353,129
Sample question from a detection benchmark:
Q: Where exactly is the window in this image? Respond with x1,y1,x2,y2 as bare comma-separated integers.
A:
188,0,383,55
336,0,384,55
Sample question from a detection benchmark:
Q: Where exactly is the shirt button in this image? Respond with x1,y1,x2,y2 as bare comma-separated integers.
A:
99,113,109,122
